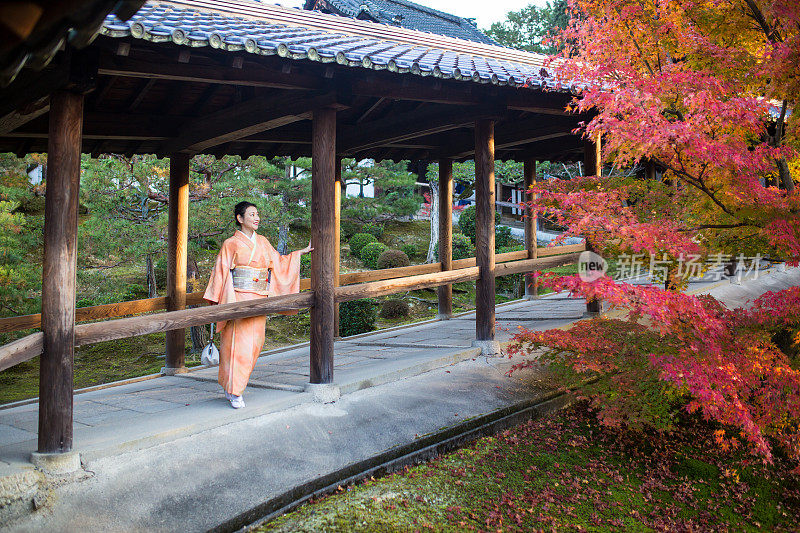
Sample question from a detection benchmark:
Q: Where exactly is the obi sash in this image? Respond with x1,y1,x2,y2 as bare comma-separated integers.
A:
231,266,270,292
230,232,269,292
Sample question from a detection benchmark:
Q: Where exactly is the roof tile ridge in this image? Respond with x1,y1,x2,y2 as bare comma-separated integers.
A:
381,0,463,24
153,0,548,67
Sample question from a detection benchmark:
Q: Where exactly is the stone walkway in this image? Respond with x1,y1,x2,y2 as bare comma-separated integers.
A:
0,265,798,530
0,296,590,474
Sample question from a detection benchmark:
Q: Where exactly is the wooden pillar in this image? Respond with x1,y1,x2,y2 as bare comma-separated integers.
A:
523,159,538,298
38,90,83,454
644,160,657,181
474,120,497,348
584,137,602,314
164,153,190,373
333,157,342,337
437,159,453,319
310,107,336,384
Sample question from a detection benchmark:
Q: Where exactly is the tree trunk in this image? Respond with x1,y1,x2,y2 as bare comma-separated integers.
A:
277,219,289,255
426,177,439,263
276,162,292,254
146,254,157,298
777,158,794,193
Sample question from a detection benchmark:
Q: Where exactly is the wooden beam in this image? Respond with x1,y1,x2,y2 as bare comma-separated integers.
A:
0,68,67,132
440,122,576,159
98,54,323,91
341,104,504,155
162,91,339,154
165,153,190,373
352,72,574,113
335,267,479,303
310,107,336,384
474,119,496,343
241,125,311,144
355,96,388,124
10,111,181,140
0,95,49,134
0,333,44,373
126,78,157,112
495,252,582,276
73,292,314,347
524,159,538,297
437,158,453,319
39,89,83,455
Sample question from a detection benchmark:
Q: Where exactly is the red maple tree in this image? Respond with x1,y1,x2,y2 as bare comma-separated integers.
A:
510,0,800,465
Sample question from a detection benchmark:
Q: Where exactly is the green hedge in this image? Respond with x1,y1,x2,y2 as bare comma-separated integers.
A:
377,249,410,269
379,299,410,319
457,205,501,244
453,233,474,260
360,242,388,269
349,233,378,257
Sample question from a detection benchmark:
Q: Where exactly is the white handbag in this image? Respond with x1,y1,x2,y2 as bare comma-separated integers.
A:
201,322,220,366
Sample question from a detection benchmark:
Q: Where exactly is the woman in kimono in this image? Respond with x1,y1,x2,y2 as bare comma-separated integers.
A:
204,201,312,408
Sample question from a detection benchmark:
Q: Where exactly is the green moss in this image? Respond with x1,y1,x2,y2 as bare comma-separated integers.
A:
675,455,720,480
256,405,799,532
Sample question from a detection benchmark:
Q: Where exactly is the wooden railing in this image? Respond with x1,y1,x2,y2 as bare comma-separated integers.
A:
0,243,583,334
0,246,583,372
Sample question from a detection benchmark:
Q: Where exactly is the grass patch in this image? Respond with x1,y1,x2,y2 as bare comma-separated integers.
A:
259,403,799,532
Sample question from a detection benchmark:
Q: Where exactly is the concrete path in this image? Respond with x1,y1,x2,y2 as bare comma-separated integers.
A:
1,265,798,531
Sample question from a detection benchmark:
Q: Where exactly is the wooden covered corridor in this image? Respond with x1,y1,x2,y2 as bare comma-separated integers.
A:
0,0,599,465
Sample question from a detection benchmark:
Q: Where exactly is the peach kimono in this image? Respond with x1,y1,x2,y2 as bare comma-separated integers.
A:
203,230,302,395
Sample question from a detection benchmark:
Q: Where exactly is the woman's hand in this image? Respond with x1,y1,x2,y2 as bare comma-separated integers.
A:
300,241,314,255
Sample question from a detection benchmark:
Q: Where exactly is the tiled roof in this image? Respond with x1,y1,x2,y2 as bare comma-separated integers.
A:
305,0,498,46
99,0,566,90
1,0,145,86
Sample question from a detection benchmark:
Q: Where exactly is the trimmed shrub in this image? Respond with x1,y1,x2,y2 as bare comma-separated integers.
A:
401,243,419,259
380,299,410,319
360,242,387,269
495,225,514,248
452,233,474,260
349,233,377,257
457,205,501,244
339,298,377,336
377,249,410,270
362,222,384,239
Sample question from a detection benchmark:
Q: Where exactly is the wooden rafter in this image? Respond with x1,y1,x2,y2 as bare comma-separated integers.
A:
161,91,342,154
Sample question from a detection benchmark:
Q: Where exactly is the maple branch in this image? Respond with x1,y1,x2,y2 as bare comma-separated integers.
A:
655,157,737,218
679,222,749,231
613,6,656,78
742,0,782,42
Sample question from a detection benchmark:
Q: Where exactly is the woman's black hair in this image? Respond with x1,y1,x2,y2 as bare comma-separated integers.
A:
234,201,257,227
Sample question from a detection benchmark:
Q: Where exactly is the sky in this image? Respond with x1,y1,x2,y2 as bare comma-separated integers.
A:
276,0,548,29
